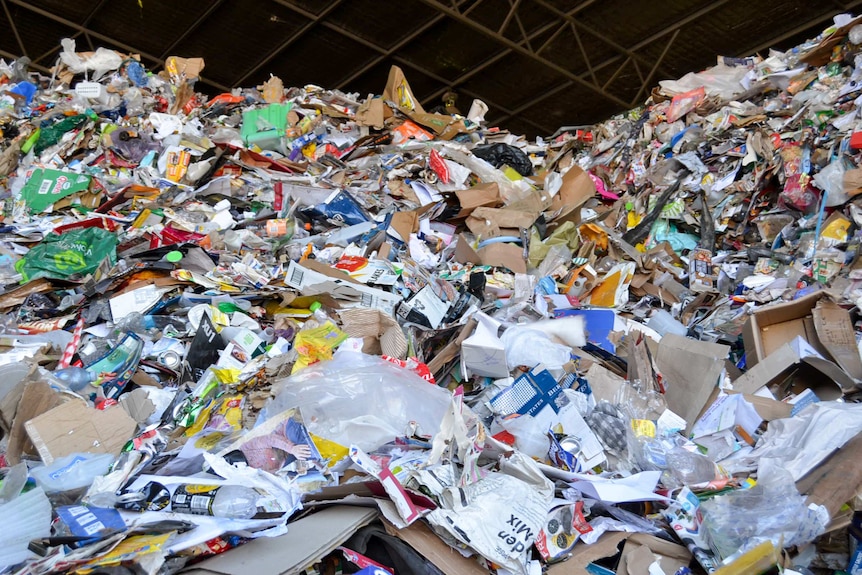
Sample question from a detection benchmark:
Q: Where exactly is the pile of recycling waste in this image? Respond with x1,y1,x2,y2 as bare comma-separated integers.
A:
4,13,862,575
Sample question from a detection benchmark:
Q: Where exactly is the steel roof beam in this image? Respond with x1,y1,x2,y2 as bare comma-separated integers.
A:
158,0,227,61
233,0,345,87
4,0,231,91
416,0,631,108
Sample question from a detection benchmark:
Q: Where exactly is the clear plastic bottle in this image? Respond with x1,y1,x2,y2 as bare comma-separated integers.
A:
170,484,258,519
54,366,95,392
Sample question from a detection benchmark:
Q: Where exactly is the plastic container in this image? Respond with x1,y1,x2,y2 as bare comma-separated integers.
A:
646,309,687,337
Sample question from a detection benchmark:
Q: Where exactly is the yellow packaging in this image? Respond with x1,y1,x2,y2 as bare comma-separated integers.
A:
292,321,348,374
630,419,656,438
77,533,174,573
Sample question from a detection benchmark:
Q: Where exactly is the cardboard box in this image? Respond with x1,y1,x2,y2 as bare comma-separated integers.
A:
181,506,378,575
733,336,851,398
742,292,862,385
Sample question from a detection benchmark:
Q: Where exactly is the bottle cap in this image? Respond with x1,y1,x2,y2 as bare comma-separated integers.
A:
165,250,183,263
309,301,322,312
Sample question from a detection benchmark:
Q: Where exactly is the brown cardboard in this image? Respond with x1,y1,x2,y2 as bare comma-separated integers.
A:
6,379,66,465
455,182,502,211
355,98,385,129
656,334,729,433
550,532,628,573
742,291,836,368
453,234,483,265
477,243,526,274
164,56,205,81
732,339,851,398
470,207,536,230
383,519,488,575
812,299,862,381
382,65,425,115
617,535,691,575
181,506,378,575
25,400,137,464
389,210,418,242
550,532,690,575
549,165,596,222
844,167,862,197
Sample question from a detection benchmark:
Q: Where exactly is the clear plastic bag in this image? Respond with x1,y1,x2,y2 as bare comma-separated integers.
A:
701,467,828,561
265,352,452,451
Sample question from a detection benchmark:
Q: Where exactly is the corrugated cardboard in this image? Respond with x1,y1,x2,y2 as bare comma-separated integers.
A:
382,519,488,575
25,400,137,464
6,379,66,465
732,336,851,398
741,291,854,369
181,506,378,575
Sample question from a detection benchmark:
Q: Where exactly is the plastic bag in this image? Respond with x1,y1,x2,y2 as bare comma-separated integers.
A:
266,352,451,451
701,468,828,561
500,326,571,370
15,227,118,282
472,143,533,176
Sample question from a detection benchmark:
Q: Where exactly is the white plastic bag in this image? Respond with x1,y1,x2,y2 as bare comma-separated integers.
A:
266,352,451,451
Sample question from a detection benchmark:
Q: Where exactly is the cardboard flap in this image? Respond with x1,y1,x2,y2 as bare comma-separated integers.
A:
656,334,729,433
455,183,502,211
181,506,378,575
812,300,862,381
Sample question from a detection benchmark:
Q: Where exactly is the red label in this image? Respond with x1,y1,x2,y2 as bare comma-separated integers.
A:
429,149,450,184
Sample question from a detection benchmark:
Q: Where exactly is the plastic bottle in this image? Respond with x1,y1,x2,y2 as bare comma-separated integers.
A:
54,366,96,392
170,484,258,519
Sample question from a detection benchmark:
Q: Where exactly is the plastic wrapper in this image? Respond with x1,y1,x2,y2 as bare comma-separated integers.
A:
701,468,828,561
266,352,451,451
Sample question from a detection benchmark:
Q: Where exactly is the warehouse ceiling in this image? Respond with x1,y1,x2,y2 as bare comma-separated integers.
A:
0,0,860,136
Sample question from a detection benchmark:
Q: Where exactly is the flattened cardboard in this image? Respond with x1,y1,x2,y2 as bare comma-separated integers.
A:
455,183,502,212
453,234,482,265
354,98,385,129
6,379,66,465
732,337,851,398
25,400,137,464
383,519,488,575
470,207,537,230
549,165,596,222
655,334,729,433
181,506,378,575
550,533,690,575
477,243,526,274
